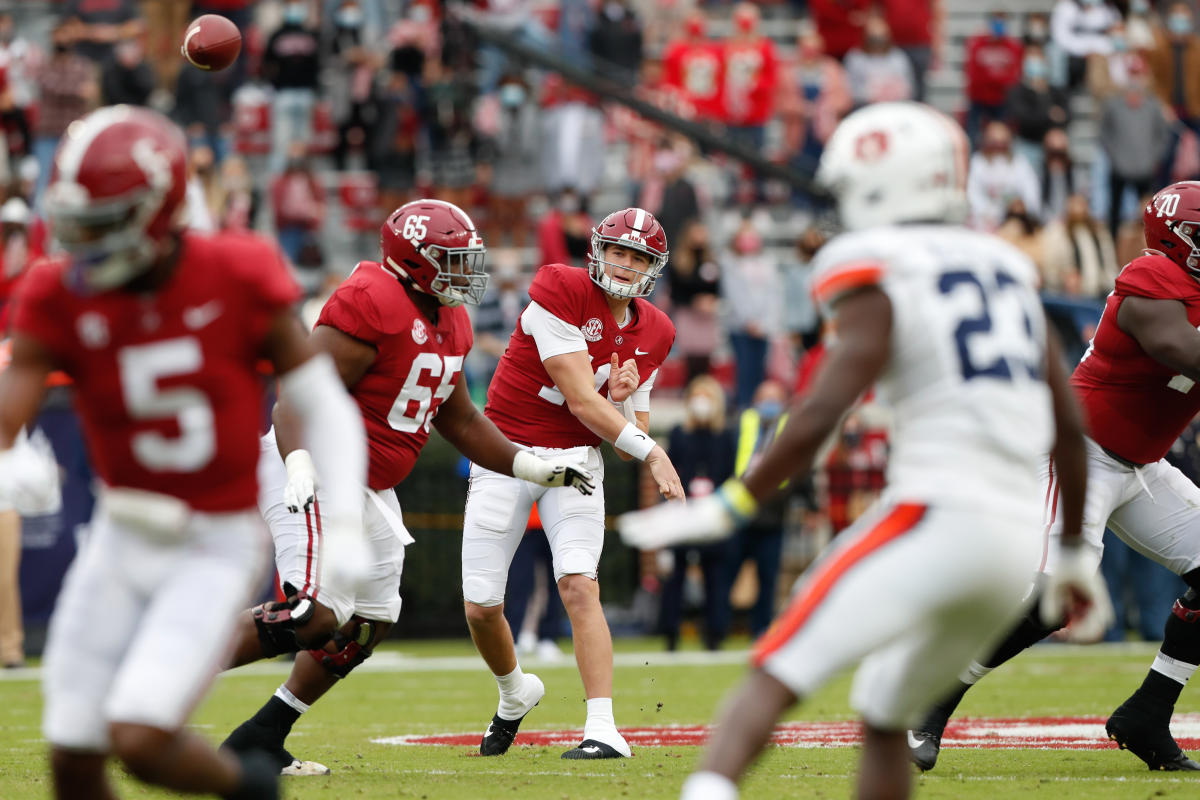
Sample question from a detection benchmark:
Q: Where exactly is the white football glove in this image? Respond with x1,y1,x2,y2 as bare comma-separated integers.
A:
617,479,757,550
512,450,596,496
319,513,371,594
1039,542,1114,643
0,430,62,516
283,449,318,513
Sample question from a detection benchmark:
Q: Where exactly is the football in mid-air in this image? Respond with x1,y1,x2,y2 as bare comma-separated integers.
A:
181,14,242,72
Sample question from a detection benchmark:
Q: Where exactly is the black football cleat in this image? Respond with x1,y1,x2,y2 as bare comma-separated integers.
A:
907,729,942,772
561,739,626,760
1106,700,1200,771
481,713,529,756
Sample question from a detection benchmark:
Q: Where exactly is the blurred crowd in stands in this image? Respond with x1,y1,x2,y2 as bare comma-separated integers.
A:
0,0,1194,652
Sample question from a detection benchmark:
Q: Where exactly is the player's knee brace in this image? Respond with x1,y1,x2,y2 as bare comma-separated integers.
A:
307,616,375,679
252,589,319,657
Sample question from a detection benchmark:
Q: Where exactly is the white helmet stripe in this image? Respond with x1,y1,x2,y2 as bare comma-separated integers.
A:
632,207,646,231
55,105,133,185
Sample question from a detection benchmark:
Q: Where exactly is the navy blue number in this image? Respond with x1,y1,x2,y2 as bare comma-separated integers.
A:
938,269,1040,382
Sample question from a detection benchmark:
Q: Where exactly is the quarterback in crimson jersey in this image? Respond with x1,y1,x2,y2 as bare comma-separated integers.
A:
0,106,370,800
906,181,1200,774
219,199,595,776
463,207,684,761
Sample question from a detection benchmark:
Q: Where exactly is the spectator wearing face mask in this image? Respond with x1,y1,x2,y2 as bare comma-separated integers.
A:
964,12,1025,147
843,14,914,108
100,36,154,107
1126,0,1158,51
643,141,699,263
780,227,825,357
720,219,780,410
479,74,542,248
778,22,851,177
1087,19,1145,98
1040,126,1076,222
1042,192,1119,297
967,120,1042,231
323,0,383,172
996,197,1049,277
1100,56,1169,235
662,12,725,123
588,0,644,84
720,3,779,152
262,0,322,174
658,375,735,652
1050,0,1120,88
269,141,326,282
667,220,721,383
32,20,99,209
1146,1,1200,184
1006,42,1070,173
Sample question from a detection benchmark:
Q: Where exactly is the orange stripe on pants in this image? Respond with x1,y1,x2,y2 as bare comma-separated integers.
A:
752,503,927,667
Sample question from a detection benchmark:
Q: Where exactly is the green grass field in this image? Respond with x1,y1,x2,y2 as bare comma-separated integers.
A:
2,638,1199,798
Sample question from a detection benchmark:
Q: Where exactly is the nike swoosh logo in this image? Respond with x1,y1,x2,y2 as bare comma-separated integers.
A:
183,300,223,330
635,348,649,355
906,731,923,749
582,746,600,754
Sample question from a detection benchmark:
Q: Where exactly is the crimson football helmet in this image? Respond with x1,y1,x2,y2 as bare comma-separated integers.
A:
589,207,669,298
1144,181,1200,276
380,199,488,306
44,105,188,291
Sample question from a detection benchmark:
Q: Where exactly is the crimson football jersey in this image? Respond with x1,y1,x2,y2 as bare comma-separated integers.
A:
317,261,473,490
486,264,676,448
10,231,300,511
1072,253,1200,464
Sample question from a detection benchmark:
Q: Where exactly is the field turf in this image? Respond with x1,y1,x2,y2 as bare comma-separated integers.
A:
2,638,1199,798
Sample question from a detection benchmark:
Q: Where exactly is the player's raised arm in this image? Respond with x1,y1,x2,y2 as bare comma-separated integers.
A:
433,378,595,495
1117,295,1200,382
543,348,683,499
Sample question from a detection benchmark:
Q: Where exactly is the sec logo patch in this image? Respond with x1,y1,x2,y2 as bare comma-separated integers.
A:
582,317,604,342
412,318,428,345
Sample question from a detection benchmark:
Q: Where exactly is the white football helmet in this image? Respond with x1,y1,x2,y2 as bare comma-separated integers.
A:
815,102,968,231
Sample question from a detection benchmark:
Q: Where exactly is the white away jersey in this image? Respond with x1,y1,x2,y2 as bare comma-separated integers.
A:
811,224,1051,515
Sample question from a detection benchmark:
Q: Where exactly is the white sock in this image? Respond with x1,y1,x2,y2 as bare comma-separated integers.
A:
681,771,738,800
274,685,310,715
585,697,615,727
496,665,526,696
1152,652,1198,686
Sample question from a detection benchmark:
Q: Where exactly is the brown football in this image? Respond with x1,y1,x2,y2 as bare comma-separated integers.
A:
181,14,242,72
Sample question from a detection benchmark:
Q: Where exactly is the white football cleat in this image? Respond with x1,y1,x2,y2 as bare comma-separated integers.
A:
281,759,331,776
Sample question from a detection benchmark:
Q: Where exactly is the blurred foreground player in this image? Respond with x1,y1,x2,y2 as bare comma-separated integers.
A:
617,102,1110,800
0,105,369,800
908,180,1200,773
220,199,596,775
463,207,685,759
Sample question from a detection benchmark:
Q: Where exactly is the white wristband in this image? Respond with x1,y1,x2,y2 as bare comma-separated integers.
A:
614,422,656,461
